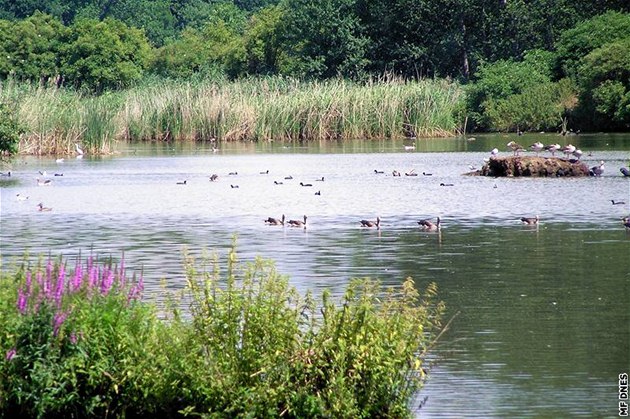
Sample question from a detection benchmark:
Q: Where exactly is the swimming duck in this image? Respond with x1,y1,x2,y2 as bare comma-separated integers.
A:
611,200,626,205
620,167,630,177
209,174,219,181
260,170,269,174
374,169,384,174
176,180,187,185
520,215,539,225
288,215,307,228
16,193,29,201
300,182,313,187
37,178,52,186
418,217,441,231
360,217,380,229
264,214,285,226
37,203,52,212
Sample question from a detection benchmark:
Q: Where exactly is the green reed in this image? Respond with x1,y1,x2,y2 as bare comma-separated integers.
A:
1,76,463,155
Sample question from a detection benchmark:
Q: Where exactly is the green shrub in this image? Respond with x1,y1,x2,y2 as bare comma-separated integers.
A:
0,102,23,156
0,247,445,418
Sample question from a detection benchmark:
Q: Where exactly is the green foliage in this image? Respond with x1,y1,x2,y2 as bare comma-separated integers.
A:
0,102,24,156
242,5,284,76
0,248,445,417
60,18,152,92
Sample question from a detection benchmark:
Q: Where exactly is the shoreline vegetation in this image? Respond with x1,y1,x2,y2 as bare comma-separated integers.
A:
0,246,445,417
2,77,464,156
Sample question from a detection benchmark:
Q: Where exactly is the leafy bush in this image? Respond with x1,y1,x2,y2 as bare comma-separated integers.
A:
0,247,445,418
0,102,23,156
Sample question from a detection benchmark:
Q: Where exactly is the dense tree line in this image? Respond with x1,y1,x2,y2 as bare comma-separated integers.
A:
0,0,629,135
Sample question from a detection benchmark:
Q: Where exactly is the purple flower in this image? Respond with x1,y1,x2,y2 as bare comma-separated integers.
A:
17,288,28,314
5,348,16,361
54,263,66,307
69,332,78,344
53,311,68,337
71,261,83,292
101,268,114,296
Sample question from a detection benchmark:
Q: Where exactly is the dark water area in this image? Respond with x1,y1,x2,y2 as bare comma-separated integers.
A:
1,133,629,417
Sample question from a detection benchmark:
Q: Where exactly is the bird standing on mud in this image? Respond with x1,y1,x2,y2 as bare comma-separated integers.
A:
507,141,524,156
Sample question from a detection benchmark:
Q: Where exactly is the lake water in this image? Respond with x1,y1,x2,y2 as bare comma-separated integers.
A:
1,133,629,417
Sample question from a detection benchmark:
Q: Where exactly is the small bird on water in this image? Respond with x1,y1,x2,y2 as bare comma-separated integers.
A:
360,217,380,229
418,217,441,231
520,215,539,225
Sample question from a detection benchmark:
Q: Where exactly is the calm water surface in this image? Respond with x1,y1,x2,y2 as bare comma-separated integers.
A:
1,134,629,417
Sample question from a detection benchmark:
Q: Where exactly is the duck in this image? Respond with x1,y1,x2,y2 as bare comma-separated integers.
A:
37,203,52,212
507,141,524,156
611,200,626,205
529,141,544,155
0,171,10,177
544,143,561,156
422,172,433,176
440,183,454,187
520,215,539,225
274,180,283,185
315,177,325,181
209,174,219,181
230,184,239,188
314,190,321,195
264,214,285,226
260,170,269,174
36,178,52,186
228,171,238,176
176,180,187,185
360,217,380,229
418,217,441,231
284,175,293,180
392,170,401,177
620,167,630,177
589,161,605,177
287,215,307,228
300,182,313,187
374,169,384,174
405,170,418,176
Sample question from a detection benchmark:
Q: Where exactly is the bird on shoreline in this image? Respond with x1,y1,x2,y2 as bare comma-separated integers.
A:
490,148,499,158
589,161,605,177
75,143,84,156
572,149,583,160
360,217,380,229
507,141,524,156
520,215,539,225
561,144,576,158
288,215,307,228
544,143,561,156
264,215,285,226
530,141,544,156
418,217,441,231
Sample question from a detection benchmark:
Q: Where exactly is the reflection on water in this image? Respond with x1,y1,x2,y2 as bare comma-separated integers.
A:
1,135,629,417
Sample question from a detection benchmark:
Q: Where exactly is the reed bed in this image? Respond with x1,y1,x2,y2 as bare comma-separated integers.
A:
1,77,464,155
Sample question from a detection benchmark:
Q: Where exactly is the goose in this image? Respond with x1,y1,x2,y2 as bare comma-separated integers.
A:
264,214,285,226
520,215,539,225
37,178,52,186
274,181,283,185
315,177,325,181
561,144,576,158
529,141,544,155
611,200,626,205
176,180,187,185
37,203,52,212
507,141,524,156
230,184,239,188
544,143,561,156
405,170,418,176
209,174,219,181
620,167,630,177
440,183,454,187
260,170,269,174
288,215,307,228
228,171,238,176
314,190,321,195
300,182,313,187
284,175,293,180
589,161,605,177
16,193,29,201
490,148,499,158
418,217,441,231
623,217,630,229
360,217,380,229
422,172,433,176
374,169,384,174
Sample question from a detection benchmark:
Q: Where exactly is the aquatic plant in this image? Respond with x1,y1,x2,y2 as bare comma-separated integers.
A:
0,247,444,417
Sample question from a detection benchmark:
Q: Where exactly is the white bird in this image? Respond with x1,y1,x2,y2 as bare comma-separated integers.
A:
37,203,52,212
529,141,544,156
403,145,416,151
572,149,583,160
16,193,29,201
507,141,524,156
490,148,499,158
561,144,576,158
589,161,605,177
75,143,84,155
545,143,561,156
56,158,64,163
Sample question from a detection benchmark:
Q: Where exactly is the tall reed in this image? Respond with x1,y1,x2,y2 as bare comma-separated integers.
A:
1,76,464,155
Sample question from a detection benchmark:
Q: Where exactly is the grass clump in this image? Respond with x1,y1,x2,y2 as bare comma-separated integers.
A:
0,246,445,418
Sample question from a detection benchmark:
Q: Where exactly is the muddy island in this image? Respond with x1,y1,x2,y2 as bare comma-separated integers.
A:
478,156,590,177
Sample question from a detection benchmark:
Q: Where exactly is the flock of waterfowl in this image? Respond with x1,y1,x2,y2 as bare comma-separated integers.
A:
5,139,630,230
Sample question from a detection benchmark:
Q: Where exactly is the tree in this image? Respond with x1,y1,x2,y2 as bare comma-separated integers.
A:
281,0,368,79
60,18,152,92
0,103,24,157
242,5,284,75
